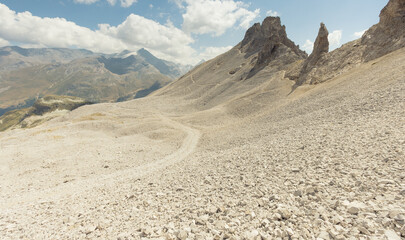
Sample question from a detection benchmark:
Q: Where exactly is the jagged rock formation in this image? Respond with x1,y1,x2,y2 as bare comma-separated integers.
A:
293,0,405,85
294,23,330,85
306,23,329,68
361,0,405,61
240,17,307,77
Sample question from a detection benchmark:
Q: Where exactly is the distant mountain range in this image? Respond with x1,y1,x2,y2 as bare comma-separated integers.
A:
0,46,193,115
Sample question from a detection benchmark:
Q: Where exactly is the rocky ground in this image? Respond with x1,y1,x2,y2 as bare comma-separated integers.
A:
0,47,404,240
1,0,405,237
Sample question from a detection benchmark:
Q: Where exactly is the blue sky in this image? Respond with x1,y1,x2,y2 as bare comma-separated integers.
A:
0,0,387,64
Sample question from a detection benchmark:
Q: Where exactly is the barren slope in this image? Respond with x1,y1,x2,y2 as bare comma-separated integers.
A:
0,1,404,238
0,45,403,239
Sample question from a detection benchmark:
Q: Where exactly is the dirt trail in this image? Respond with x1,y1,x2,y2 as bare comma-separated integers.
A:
103,113,201,182
0,112,201,209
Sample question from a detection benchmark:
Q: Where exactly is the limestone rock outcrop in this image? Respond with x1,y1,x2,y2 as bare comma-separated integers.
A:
291,0,405,86
306,23,329,67
361,0,405,61
294,23,330,85
240,17,307,77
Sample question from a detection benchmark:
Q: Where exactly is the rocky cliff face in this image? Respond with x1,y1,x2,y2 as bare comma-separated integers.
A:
241,17,307,58
306,23,329,68
292,0,405,85
361,0,405,61
240,17,307,78
294,23,331,85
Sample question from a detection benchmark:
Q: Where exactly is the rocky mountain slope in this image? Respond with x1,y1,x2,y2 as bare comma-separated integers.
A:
0,47,189,114
0,0,404,239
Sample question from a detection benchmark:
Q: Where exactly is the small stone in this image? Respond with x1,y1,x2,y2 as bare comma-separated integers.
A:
334,225,345,233
126,194,135,200
348,206,359,215
382,218,392,227
293,190,302,197
273,213,282,220
385,229,401,240
378,179,396,185
214,220,227,230
291,168,300,173
318,230,330,240
285,228,294,236
306,187,316,196
244,229,259,239
278,208,291,219
400,225,405,237
274,228,283,237
207,205,218,214
394,214,404,224
176,230,188,240
332,215,343,224
358,226,370,235
250,211,256,219
388,210,402,219
261,219,270,226
335,235,346,240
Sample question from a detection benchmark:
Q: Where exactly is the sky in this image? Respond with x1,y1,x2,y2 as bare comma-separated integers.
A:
0,0,387,65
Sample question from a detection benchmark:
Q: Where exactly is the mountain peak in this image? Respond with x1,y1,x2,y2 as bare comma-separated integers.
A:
240,16,307,78
240,17,283,54
241,16,307,60
137,48,152,56
305,23,329,68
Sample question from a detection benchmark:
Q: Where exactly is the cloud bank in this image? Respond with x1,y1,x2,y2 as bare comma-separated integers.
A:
0,3,200,64
0,2,259,64
181,0,260,36
73,0,138,7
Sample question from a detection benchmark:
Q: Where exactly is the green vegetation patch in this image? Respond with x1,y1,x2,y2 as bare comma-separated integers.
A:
0,95,92,132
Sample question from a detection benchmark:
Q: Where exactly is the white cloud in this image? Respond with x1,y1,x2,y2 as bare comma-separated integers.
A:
99,14,196,63
328,30,342,48
74,0,99,4
74,0,136,7
302,39,314,54
107,0,117,5
0,3,198,64
199,46,233,60
0,37,9,47
0,4,125,52
120,0,137,7
181,0,260,36
353,30,366,38
266,10,279,17
169,0,186,9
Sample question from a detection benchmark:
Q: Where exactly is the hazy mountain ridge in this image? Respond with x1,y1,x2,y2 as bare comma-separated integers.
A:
0,47,191,114
0,46,98,72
